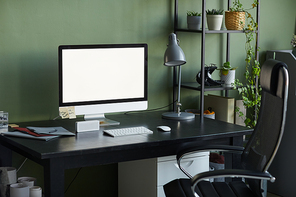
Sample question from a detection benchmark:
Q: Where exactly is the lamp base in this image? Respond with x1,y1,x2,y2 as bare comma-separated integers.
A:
162,112,195,120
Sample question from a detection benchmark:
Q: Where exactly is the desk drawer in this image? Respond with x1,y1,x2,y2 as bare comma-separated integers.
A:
157,152,209,162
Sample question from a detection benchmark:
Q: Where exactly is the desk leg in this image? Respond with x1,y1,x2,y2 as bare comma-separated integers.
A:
225,136,243,170
44,158,65,197
224,136,243,182
0,144,12,166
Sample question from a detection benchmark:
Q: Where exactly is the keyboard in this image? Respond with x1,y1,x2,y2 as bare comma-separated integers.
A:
104,126,153,137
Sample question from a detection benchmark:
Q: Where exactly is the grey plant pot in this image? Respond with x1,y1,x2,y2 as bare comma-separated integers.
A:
187,16,201,30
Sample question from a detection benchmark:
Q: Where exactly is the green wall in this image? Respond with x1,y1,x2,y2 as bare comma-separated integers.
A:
0,0,173,123
1,0,295,196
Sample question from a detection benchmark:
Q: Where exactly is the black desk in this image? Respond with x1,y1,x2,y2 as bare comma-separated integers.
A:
0,111,252,197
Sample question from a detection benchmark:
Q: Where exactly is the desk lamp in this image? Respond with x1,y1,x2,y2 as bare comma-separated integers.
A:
162,33,195,120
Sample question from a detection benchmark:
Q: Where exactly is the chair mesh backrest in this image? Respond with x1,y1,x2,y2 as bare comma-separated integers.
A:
241,59,289,196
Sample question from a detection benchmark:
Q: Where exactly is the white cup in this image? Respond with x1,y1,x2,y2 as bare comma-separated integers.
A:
30,186,42,197
0,167,17,184
10,183,30,197
0,167,17,197
18,177,36,187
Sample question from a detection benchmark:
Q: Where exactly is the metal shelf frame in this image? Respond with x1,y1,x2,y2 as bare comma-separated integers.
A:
172,0,260,122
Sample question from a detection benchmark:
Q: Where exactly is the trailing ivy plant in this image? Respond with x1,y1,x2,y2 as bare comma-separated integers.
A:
233,0,260,128
229,0,244,12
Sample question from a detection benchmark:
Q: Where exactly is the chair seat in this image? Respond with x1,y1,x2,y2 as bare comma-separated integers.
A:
163,179,258,197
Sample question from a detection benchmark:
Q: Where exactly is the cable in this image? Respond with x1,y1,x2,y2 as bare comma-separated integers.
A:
124,100,177,115
54,100,177,118
54,101,175,194
53,115,61,120
64,167,82,194
17,158,28,173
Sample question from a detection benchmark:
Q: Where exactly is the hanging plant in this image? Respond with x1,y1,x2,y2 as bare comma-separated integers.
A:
225,0,246,30
233,0,260,128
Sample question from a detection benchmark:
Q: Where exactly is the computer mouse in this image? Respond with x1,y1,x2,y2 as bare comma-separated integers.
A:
157,126,171,132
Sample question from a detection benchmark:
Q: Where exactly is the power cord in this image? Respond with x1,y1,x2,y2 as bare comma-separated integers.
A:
124,100,177,115
53,100,177,119
64,167,82,194
17,158,28,172
53,115,61,120
48,102,177,194
17,157,81,195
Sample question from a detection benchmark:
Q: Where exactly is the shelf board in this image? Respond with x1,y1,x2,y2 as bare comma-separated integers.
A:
181,82,236,91
175,28,244,34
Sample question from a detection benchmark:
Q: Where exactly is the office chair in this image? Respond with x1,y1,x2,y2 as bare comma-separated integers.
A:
163,59,289,197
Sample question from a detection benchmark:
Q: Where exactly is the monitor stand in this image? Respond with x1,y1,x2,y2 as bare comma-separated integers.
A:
84,114,120,126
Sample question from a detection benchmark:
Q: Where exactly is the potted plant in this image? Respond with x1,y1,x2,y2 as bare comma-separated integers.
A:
225,0,246,30
206,9,224,30
219,61,237,85
187,11,201,30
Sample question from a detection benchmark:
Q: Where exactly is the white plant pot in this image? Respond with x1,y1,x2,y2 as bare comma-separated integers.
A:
207,15,223,30
187,16,201,30
221,70,235,86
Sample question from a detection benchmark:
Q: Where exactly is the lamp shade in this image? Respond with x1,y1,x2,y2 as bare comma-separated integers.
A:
164,33,186,67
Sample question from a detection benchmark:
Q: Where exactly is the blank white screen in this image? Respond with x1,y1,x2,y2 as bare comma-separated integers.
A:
62,47,145,103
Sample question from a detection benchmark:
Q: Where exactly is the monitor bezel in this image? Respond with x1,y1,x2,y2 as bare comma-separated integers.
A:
58,43,148,109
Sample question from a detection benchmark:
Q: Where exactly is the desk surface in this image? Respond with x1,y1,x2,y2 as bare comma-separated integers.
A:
0,111,253,197
1,111,252,163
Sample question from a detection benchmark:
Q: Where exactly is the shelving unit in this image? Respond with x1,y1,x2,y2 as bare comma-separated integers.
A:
172,0,260,121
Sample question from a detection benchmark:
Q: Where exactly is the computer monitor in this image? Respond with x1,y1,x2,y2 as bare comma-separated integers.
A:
59,43,148,125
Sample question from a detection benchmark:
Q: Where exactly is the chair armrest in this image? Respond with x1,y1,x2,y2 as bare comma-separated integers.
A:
177,144,244,178
191,169,275,188
177,144,244,161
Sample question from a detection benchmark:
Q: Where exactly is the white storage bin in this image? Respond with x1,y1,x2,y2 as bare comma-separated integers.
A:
119,152,209,197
